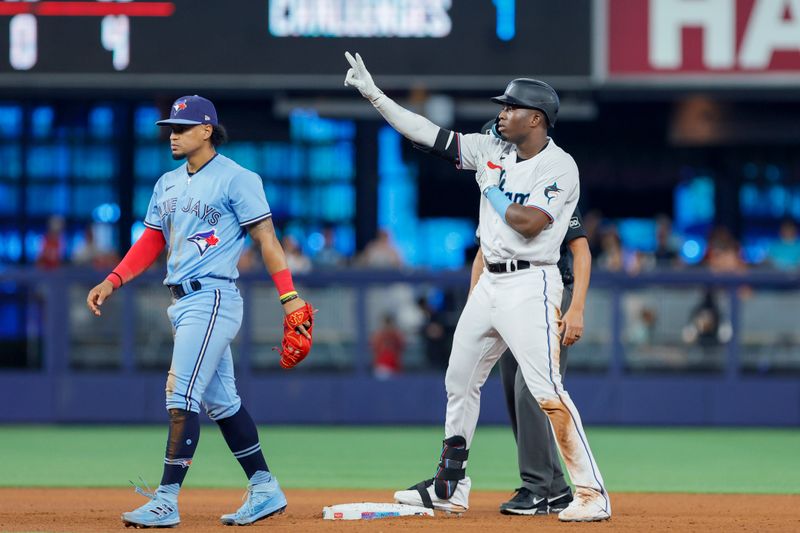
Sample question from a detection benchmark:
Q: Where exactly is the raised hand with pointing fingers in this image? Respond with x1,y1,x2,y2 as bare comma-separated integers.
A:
344,51,383,103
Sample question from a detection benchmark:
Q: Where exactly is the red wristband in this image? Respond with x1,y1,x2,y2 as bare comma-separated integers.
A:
272,268,295,299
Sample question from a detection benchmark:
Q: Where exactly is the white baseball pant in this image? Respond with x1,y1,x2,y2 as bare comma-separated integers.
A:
444,265,606,494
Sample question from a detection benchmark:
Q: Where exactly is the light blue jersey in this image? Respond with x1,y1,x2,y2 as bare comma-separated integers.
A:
142,152,269,416
144,154,271,286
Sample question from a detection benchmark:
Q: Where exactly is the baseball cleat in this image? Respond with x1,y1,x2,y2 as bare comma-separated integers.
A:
547,490,574,514
121,487,180,528
557,487,611,522
393,477,470,514
220,477,288,526
499,487,548,515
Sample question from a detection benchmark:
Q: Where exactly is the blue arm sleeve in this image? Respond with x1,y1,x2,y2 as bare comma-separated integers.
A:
485,186,512,222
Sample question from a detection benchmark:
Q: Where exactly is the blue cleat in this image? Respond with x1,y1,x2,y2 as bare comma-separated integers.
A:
121,482,180,529
220,477,287,526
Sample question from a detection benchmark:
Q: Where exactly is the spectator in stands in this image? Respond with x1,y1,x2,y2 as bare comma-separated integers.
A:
281,236,312,273
598,225,651,274
236,239,260,273
72,225,100,266
358,229,403,269
682,289,731,347
371,314,405,379
72,224,119,270
583,209,604,258
36,215,65,270
635,307,658,344
624,296,658,345
653,215,680,269
597,227,624,272
417,296,450,371
313,227,346,269
766,219,800,271
705,226,746,274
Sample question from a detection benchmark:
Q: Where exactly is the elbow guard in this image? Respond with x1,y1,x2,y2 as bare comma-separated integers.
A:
413,128,459,165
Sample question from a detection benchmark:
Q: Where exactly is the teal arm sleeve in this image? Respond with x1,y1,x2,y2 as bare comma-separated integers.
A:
485,186,512,222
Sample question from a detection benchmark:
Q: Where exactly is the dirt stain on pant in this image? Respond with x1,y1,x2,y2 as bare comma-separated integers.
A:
539,397,578,472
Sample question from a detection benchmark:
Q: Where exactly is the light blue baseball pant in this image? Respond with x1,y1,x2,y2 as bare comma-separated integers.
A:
165,280,243,420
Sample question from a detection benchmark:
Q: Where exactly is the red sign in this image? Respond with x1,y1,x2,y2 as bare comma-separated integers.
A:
607,0,800,76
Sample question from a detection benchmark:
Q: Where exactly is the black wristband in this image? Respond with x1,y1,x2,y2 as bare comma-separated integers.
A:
280,294,299,305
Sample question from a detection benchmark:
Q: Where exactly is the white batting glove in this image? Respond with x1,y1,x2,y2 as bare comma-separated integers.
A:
344,51,384,103
476,160,503,195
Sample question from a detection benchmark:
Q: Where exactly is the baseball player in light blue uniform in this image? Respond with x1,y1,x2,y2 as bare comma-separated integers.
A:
87,95,311,527
149,141,269,419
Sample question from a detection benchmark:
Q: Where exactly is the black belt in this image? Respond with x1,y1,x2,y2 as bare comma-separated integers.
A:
168,280,202,299
485,259,532,274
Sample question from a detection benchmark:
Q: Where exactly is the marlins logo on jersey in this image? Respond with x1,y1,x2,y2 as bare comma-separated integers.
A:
188,229,220,256
544,182,563,204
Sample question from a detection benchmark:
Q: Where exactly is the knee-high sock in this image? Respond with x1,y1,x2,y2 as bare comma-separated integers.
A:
160,409,200,487
215,406,269,480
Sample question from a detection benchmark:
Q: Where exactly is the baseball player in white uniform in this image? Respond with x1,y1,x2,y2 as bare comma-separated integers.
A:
344,52,610,522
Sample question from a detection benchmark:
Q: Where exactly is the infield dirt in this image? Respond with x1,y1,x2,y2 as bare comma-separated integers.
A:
1,488,798,532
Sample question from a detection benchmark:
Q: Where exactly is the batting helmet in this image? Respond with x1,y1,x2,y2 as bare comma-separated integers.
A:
491,78,559,127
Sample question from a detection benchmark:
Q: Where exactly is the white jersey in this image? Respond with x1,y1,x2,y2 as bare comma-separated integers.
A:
457,133,579,265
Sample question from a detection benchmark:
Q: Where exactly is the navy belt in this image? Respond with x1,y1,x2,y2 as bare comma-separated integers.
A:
168,280,202,299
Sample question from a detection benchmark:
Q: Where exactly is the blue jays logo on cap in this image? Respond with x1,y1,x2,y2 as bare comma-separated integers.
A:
157,95,218,127
544,182,562,204
188,229,221,256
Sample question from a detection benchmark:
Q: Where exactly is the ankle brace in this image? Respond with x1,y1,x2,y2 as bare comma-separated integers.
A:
433,436,468,499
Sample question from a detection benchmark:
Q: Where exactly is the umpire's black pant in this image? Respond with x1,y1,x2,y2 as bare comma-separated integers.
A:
498,284,572,499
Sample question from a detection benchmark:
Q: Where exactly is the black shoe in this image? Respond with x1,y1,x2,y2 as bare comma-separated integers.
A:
499,487,548,515
547,490,574,514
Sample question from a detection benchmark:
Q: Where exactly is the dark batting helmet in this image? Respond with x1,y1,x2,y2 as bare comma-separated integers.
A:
491,78,559,127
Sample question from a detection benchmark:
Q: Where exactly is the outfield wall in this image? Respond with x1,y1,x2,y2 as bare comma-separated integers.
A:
1,269,799,426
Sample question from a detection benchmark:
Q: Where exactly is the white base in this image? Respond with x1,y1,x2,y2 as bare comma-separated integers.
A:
322,502,434,520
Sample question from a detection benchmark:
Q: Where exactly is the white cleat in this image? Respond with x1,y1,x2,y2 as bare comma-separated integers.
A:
558,487,611,522
393,477,471,514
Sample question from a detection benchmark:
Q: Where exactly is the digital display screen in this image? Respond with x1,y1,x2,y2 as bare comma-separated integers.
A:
0,0,591,89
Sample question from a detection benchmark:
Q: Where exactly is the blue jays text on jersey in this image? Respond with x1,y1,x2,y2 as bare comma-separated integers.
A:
156,197,223,226
144,154,272,286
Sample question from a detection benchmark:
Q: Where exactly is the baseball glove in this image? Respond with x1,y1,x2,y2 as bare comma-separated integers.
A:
277,302,314,369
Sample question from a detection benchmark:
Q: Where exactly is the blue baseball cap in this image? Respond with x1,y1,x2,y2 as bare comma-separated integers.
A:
156,95,218,126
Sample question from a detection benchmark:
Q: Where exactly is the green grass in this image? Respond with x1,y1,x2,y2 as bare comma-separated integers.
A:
1,425,798,494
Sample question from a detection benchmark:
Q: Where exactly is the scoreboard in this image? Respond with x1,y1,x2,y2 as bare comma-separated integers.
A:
0,0,592,90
